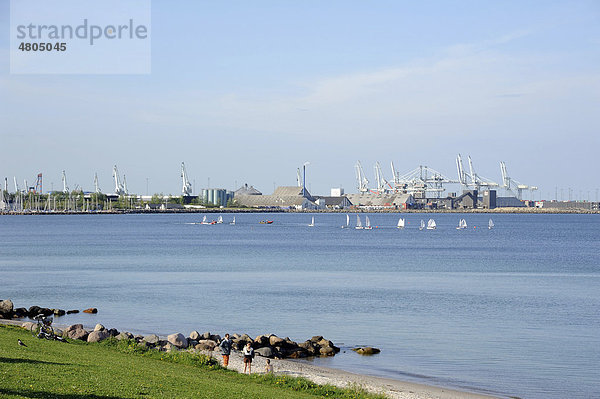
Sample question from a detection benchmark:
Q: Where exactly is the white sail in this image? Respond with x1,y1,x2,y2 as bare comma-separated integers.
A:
427,219,436,230
309,216,314,227
217,215,223,224
419,219,425,230
202,215,207,224
365,216,372,229
346,214,349,227
355,214,363,229
230,216,236,225
397,218,405,229
457,218,467,229
488,218,494,229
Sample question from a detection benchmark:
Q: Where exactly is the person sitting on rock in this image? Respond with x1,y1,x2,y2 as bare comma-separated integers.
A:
219,333,233,368
243,342,254,374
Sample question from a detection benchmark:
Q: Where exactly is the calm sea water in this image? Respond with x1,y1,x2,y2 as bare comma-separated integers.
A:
1,213,599,399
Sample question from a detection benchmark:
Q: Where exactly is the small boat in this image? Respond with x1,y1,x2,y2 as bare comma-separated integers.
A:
230,216,236,225
201,216,213,225
216,215,224,224
355,215,364,229
488,218,494,229
308,216,315,227
341,214,350,229
456,218,467,230
397,218,405,229
419,219,425,230
364,215,373,230
259,220,273,224
426,219,436,230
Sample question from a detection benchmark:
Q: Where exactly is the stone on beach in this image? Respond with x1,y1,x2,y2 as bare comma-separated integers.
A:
189,330,200,340
143,334,160,344
269,335,285,346
53,309,66,316
83,308,98,314
116,332,133,340
0,300,14,318
94,324,105,332
87,330,110,343
167,333,188,349
255,346,274,357
66,309,79,314
352,347,381,355
66,324,89,341
22,322,35,332
195,339,217,351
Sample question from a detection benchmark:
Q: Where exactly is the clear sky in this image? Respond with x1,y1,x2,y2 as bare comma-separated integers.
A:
1,0,599,200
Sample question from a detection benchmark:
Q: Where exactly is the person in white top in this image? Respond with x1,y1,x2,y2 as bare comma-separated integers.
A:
242,342,254,374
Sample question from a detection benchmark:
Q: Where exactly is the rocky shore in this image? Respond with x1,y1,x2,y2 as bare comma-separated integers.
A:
0,299,341,360
1,299,499,399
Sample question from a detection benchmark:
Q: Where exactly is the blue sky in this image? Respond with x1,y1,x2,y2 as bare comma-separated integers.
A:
1,0,599,199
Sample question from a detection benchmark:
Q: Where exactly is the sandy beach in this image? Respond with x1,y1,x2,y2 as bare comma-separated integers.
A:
217,349,500,399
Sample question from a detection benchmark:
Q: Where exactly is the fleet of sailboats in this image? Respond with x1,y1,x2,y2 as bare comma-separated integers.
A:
191,215,496,231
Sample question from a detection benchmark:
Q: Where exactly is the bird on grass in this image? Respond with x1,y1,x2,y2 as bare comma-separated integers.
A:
18,339,27,347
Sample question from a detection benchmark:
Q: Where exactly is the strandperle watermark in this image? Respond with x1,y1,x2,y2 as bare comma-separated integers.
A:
10,0,151,74
16,19,148,46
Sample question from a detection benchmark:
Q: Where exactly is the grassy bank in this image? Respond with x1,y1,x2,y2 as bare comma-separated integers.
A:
0,325,384,399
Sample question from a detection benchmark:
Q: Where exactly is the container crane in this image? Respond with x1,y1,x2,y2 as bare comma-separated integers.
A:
456,154,498,192
112,165,126,195
181,162,192,196
500,161,537,199
355,161,369,193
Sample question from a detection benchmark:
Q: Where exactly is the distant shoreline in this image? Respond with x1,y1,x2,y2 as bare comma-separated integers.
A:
1,207,599,215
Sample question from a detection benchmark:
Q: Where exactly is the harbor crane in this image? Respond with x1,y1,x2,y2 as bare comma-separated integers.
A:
181,162,192,196
112,165,127,196
355,161,369,193
61,170,69,193
500,161,537,199
373,162,393,193
456,154,499,192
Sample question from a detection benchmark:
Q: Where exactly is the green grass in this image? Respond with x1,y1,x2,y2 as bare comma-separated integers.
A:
0,325,385,399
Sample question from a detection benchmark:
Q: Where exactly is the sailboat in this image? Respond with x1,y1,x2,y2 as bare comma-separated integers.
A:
456,218,467,230
397,218,405,229
364,216,372,230
341,214,350,229
216,215,224,224
419,219,425,231
308,216,315,227
488,218,494,229
230,216,236,225
201,215,209,225
355,215,364,230
426,219,436,230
